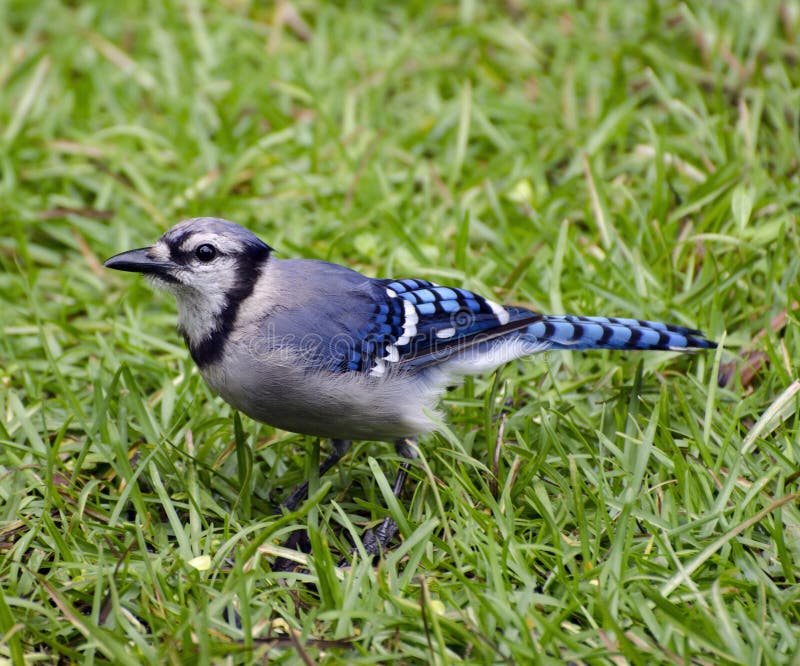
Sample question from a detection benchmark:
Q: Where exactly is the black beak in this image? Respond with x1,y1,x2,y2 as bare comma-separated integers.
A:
104,247,176,279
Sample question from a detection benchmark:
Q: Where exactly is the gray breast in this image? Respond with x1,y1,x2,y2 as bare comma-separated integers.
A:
199,340,444,441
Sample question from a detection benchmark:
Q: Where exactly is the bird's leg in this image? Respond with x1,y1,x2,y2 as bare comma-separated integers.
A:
280,438,352,512
359,437,418,558
273,438,351,573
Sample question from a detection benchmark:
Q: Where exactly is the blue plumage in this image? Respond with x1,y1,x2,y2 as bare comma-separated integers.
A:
522,315,712,351
105,217,718,563
323,276,715,377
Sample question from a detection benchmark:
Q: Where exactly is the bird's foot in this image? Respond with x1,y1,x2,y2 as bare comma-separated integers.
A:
272,438,415,573
272,529,312,574
339,515,399,567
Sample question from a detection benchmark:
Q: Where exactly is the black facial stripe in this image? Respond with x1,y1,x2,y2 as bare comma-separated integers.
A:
169,248,195,265
165,230,224,266
165,230,197,264
169,239,207,265
185,243,271,366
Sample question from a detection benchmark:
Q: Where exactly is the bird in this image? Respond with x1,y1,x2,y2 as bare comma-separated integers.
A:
104,217,716,563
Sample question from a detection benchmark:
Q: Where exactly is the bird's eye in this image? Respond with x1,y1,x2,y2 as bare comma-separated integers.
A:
195,244,217,262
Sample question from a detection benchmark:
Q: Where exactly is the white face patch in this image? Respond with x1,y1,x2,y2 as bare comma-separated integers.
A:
146,268,232,345
151,226,266,346
148,241,171,261
118,218,273,368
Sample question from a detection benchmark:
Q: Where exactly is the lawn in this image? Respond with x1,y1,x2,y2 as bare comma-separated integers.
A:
1,0,799,663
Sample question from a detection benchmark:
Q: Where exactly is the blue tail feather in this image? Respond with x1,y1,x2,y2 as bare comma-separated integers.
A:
523,315,716,351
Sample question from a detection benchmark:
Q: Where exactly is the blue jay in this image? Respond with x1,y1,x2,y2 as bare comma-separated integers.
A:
105,217,715,561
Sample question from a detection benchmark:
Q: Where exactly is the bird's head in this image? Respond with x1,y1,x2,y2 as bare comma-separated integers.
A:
105,217,272,360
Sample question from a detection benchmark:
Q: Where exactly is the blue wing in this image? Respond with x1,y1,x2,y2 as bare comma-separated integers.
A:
256,261,531,376
349,278,715,376
261,260,714,378
348,278,539,375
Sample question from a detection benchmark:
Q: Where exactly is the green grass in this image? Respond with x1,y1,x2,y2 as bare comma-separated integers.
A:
2,0,800,663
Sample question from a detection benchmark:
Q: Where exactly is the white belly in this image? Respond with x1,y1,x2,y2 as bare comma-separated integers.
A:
199,344,443,441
